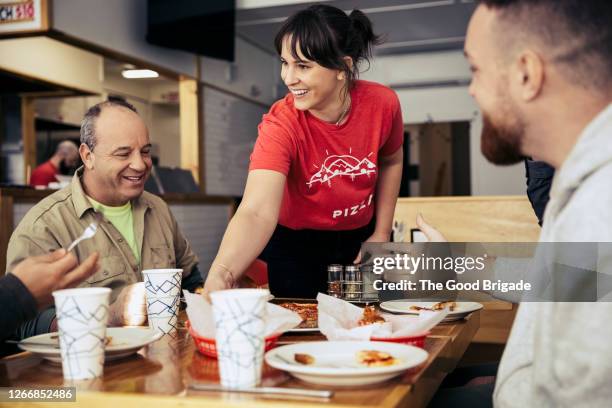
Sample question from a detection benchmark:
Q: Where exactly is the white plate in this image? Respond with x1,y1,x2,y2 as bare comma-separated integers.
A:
379,300,483,322
18,327,163,364
265,341,428,386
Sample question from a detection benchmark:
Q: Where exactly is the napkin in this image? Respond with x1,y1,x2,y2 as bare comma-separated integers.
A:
316,292,448,341
183,290,302,337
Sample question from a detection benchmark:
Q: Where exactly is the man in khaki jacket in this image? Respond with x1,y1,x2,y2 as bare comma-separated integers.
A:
7,100,203,336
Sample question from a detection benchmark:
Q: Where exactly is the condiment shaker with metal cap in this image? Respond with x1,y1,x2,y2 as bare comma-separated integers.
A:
327,264,343,298
343,265,363,301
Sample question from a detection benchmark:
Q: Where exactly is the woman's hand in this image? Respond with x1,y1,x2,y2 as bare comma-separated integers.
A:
201,169,285,298
353,230,391,263
202,271,234,294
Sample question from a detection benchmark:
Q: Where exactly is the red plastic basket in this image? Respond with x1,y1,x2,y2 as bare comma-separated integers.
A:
186,320,281,359
370,331,429,349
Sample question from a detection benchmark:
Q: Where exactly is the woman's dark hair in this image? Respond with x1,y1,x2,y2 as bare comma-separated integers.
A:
274,4,382,92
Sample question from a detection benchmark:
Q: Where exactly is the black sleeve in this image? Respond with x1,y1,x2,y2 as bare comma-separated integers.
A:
525,159,555,226
181,264,204,292
0,274,38,348
14,307,56,339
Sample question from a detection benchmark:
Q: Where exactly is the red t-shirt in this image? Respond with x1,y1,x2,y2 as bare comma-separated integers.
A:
29,160,58,187
249,80,404,231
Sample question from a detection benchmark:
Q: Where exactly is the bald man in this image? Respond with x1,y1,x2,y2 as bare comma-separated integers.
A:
8,99,203,338
30,140,79,187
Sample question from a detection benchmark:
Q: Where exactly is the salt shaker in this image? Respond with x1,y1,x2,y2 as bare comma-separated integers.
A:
343,265,363,301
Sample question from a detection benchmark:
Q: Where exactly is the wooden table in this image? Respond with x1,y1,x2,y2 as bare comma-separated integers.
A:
0,312,480,408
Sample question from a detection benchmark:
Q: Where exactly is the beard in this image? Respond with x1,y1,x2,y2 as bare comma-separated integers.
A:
481,110,526,165
59,160,79,175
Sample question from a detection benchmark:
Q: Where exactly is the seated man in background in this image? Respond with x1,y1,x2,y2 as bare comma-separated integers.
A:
6,100,203,337
30,140,80,187
0,250,98,356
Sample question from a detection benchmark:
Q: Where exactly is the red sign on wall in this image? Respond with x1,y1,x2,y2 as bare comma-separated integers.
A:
0,0,47,34
0,1,35,24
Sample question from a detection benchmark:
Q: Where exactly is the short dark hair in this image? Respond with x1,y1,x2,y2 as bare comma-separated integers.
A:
80,99,138,151
274,4,382,93
478,0,612,90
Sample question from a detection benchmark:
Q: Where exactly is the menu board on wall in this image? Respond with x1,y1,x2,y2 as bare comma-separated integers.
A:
202,86,268,197
0,0,48,35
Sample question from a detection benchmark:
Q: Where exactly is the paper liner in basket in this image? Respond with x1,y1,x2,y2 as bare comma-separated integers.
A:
316,293,449,341
183,290,302,337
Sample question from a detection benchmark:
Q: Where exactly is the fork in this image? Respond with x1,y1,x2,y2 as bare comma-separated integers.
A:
67,212,102,252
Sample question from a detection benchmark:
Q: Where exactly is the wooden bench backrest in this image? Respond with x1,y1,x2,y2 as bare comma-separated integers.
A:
394,196,541,242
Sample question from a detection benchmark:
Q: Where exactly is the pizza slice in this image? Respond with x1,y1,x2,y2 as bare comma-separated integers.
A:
279,302,318,329
357,305,386,326
356,350,397,367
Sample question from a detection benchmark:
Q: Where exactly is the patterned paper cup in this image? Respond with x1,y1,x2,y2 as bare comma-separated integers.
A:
53,287,111,380
210,288,269,388
142,269,182,335
142,269,183,298
146,295,180,334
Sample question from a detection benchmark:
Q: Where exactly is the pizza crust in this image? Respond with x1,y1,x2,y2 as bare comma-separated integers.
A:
279,302,318,329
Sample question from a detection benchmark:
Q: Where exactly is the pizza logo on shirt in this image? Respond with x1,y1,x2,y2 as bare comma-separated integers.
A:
307,150,377,188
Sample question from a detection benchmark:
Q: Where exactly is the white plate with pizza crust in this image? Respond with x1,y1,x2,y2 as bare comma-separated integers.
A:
265,341,428,386
17,327,163,364
379,300,483,322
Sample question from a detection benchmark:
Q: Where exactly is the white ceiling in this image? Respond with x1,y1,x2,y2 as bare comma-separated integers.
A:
236,0,476,56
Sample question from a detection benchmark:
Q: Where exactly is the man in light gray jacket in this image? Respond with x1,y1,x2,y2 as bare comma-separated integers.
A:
425,0,612,406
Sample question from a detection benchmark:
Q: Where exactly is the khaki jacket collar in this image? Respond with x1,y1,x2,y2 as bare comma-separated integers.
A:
70,166,152,218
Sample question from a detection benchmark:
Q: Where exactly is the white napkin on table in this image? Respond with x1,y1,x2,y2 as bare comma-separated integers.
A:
316,292,448,341
183,290,302,337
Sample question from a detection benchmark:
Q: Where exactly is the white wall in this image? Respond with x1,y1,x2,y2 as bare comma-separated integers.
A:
149,81,179,104
362,50,525,196
200,37,279,105
364,50,472,86
52,0,197,78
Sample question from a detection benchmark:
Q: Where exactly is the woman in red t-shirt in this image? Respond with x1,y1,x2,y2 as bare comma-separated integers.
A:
204,4,404,298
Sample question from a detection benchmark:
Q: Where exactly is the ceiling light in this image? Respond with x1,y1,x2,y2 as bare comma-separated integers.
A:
121,69,159,79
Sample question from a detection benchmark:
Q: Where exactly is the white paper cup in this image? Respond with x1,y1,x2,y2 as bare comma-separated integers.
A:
146,295,180,334
53,287,111,380
210,288,269,388
142,269,183,298
142,269,182,334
